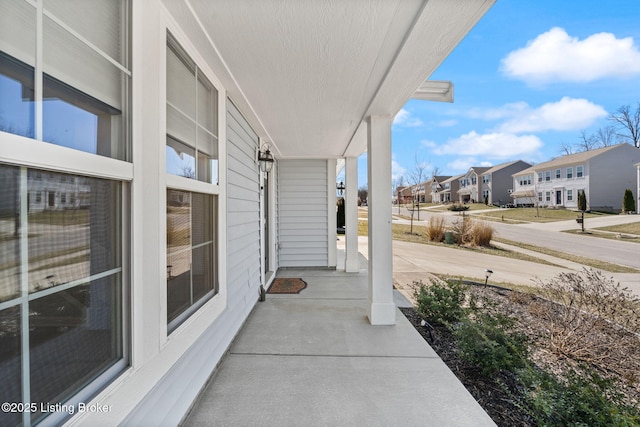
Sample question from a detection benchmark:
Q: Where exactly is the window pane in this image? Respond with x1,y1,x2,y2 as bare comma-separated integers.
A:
166,136,196,179
167,42,196,119
197,74,217,135
0,0,36,67
29,274,122,424
43,0,126,66
192,244,213,301
28,170,121,294
0,53,35,138
0,165,20,302
167,190,216,329
0,306,22,427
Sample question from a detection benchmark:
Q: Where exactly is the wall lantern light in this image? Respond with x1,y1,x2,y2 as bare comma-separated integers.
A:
258,143,274,173
336,181,345,196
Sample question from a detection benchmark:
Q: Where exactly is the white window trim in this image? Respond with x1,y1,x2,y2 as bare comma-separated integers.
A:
159,9,227,343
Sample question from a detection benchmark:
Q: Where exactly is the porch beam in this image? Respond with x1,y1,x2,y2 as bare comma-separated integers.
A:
366,115,395,325
345,157,359,272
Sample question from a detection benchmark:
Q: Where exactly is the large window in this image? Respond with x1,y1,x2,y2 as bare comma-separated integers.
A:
165,34,219,332
0,0,130,161
0,2,130,426
0,165,125,427
166,35,218,184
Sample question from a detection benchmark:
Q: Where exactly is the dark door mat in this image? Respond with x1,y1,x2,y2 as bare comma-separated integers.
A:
267,278,307,294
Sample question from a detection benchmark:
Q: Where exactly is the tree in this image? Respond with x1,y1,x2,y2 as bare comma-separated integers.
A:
394,176,405,214
578,189,587,232
559,142,574,156
409,155,427,223
623,189,636,214
595,125,617,147
609,103,640,148
358,186,368,205
578,130,597,152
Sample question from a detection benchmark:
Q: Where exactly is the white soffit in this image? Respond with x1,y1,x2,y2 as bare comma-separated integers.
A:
187,0,495,159
411,80,454,103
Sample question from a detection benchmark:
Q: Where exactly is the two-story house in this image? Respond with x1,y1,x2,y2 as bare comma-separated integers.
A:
512,144,640,211
478,160,532,206
439,174,463,203
429,175,452,203
457,167,490,203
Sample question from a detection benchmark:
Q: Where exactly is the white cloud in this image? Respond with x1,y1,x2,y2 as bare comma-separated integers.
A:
391,157,407,181
435,119,458,127
447,157,478,172
501,27,640,85
393,108,423,127
434,131,543,159
421,139,437,148
498,97,607,133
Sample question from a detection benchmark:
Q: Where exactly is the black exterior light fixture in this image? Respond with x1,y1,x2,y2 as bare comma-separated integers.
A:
336,181,345,196
484,269,493,288
258,142,274,173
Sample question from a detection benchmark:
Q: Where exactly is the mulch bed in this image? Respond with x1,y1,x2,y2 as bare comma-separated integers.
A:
400,284,640,426
267,278,307,294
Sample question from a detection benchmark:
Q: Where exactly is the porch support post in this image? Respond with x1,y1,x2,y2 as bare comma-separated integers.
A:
328,159,337,268
366,115,395,325
345,156,359,272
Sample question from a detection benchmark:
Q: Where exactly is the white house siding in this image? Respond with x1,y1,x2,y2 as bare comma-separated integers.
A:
589,146,640,210
226,99,262,315
123,99,263,427
278,160,329,267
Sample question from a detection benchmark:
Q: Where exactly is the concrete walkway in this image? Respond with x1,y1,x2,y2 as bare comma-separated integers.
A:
182,262,495,426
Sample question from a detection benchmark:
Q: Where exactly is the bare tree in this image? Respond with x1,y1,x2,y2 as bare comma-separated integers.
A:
559,141,574,156
577,130,597,152
609,103,640,148
409,155,427,223
394,176,405,214
595,125,617,147
358,186,368,205
431,166,441,178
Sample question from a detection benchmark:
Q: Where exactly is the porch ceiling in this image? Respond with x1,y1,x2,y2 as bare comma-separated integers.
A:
187,0,494,159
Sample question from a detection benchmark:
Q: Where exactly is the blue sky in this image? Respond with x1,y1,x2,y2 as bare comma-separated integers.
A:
355,0,640,187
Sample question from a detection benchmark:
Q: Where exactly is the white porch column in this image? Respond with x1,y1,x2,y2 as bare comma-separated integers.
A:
367,115,395,325
345,157,359,272
328,159,338,268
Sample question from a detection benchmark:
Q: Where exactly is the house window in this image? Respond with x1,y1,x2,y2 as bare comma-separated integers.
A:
577,165,584,178
545,171,551,181
555,169,561,179
538,172,543,183
567,167,573,178
546,192,551,202
471,177,476,185
0,2,130,426
538,192,543,202
482,175,490,183
1,165,125,427
167,190,217,330
567,190,573,201
166,34,219,184
165,33,220,333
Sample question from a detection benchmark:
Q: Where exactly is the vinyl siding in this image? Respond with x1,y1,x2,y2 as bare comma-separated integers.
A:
226,99,262,313
278,160,329,267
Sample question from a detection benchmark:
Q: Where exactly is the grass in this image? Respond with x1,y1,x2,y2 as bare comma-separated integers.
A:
475,207,605,223
563,229,640,243
358,220,562,267
429,203,498,212
493,237,639,273
27,209,90,226
595,220,640,235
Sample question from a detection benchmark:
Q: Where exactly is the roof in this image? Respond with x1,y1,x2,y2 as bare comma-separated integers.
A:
483,160,531,175
514,144,631,176
441,174,465,184
179,0,495,159
467,167,491,176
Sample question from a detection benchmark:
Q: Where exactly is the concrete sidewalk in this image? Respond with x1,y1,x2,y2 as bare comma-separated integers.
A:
182,264,495,426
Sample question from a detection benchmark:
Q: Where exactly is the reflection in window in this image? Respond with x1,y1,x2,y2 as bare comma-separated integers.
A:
167,190,216,331
0,164,125,427
0,52,35,138
166,35,219,184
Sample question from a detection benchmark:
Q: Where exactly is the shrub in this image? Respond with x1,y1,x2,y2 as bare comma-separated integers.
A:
454,312,529,375
414,279,467,326
451,216,473,244
426,216,446,242
520,365,640,427
623,188,635,214
470,220,494,247
448,203,469,212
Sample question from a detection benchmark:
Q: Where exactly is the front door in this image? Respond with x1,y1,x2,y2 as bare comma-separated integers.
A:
556,190,562,205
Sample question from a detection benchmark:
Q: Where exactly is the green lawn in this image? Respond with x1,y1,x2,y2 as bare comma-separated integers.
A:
429,203,498,213
474,208,606,223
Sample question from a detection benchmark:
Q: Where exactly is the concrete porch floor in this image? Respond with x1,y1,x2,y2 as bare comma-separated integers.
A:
181,255,495,426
